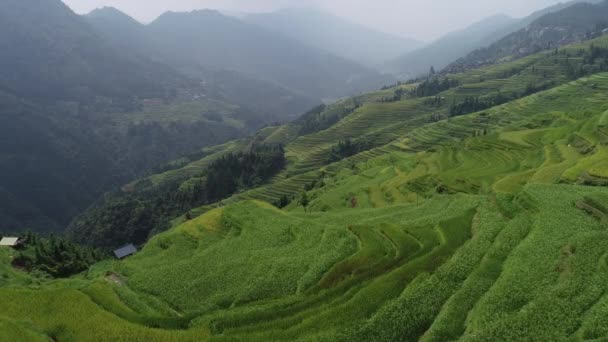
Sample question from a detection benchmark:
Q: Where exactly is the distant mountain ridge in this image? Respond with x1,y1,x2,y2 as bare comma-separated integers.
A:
477,0,601,46
86,7,317,119
383,0,602,78
146,9,394,101
382,14,517,78
0,0,182,104
87,8,395,104
447,0,608,72
244,8,423,67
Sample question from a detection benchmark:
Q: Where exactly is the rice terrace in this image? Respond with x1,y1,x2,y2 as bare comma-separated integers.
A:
3,0,608,341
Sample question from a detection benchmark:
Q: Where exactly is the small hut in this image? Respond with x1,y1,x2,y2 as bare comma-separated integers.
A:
113,244,137,259
0,237,24,249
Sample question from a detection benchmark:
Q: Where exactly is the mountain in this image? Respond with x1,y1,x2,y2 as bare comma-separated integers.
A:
84,6,159,60
86,6,394,112
0,0,180,232
383,1,602,79
478,0,600,46
86,7,318,119
0,92,120,231
0,0,183,104
4,28,608,341
145,9,394,102
244,8,423,67
448,0,608,72
382,14,517,78
0,1,283,233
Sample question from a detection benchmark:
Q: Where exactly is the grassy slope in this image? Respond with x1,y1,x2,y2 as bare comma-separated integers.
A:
2,38,608,340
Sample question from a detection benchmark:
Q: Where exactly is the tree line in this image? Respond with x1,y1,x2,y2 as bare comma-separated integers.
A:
296,102,361,136
327,138,374,163
9,231,104,278
68,145,286,248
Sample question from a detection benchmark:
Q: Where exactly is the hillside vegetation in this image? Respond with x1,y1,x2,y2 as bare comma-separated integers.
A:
71,32,608,247
1,28,608,341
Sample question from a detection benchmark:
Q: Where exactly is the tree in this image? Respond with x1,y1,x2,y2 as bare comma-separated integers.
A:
13,232,104,278
276,195,290,209
429,66,436,76
299,192,310,212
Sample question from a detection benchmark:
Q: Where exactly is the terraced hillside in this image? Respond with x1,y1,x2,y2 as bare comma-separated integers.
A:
94,34,608,200
4,34,608,341
208,35,608,209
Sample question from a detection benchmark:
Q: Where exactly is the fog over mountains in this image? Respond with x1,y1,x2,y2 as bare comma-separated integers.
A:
244,8,423,66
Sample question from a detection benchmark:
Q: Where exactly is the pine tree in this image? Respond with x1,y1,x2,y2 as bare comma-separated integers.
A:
300,192,310,212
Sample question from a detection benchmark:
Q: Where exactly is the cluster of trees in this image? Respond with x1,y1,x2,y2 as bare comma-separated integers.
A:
296,103,361,136
449,96,499,117
205,145,286,201
172,145,287,208
273,195,294,209
521,82,555,97
68,145,287,248
379,87,407,103
412,77,460,98
449,81,555,117
272,172,329,209
299,192,310,212
296,105,330,135
563,44,608,80
328,139,374,163
380,80,413,90
424,95,446,107
10,232,104,278
584,43,608,64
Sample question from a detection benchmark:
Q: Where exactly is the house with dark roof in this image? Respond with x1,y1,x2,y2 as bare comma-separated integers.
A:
113,244,137,259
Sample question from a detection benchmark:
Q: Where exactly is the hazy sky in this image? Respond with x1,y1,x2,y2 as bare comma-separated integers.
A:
62,0,566,41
